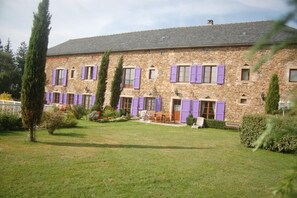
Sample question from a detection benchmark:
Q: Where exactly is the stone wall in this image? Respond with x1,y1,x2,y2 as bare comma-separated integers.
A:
45,46,297,122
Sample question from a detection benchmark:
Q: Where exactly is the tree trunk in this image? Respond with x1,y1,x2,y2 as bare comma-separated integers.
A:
28,123,36,142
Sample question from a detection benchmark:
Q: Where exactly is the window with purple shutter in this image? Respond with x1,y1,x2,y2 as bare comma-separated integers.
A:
52,70,56,85
181,99,192,123
63,93,67,104
81,66,85,80
216,101,225,121
191,100,200,118
50,92,54,103
170,65,177,83
117,97,122,111
73,94,78,105
155,97,162,112
131,97,139,116
46,92,50,104
138,97,144,110
62,69,68,86
78,94,83,105
92,65,98,80
59,93,63,104
217,65,225,85
133,67,141,89
196,65,203,83
190,65,197,83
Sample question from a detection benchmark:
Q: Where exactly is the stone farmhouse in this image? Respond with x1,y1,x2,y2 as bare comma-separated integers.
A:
45,21,297,123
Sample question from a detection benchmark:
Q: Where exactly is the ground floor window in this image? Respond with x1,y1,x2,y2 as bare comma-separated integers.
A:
200,101,215,119
54,93,60,103
289,69,297,82
67,94,74,105
145,97,156,111
121,97,132,115
83,95,92,109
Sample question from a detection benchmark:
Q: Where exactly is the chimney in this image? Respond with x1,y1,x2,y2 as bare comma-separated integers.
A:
207,20,214,25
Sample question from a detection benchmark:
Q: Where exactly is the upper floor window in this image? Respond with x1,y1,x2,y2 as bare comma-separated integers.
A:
178,66,190,82
81,65,97,80
203,66,217,83
289,69,297,82
52,69,67,86
149,68,156,80
241,69,250,81
70,69,75,79
123,68,135,88
56,69,64,85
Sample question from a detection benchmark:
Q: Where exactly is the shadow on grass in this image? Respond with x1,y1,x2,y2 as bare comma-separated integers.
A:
41,142,214,150
0,130,26,136
52,132,86,138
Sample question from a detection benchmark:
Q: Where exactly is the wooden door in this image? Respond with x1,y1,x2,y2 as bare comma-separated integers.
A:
172,99,181,122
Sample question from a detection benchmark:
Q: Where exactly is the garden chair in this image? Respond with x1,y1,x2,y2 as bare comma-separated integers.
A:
191,117,204,128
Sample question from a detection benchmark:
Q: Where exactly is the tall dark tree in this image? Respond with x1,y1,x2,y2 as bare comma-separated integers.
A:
265,74,280,114
16,42,28,75
110,56,123,109
93,50,111,111
21,0,51,142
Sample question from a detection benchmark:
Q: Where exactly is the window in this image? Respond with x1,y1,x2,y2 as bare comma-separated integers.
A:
82,95,92,109
203,66,217,83
149,69,156,80
241,69,250,81
84,66,94,80
145,98,156,111
123,68,135,88
200,101,215,119
289,69,297,82
67,94,74,105
53,93,60,103
121,97,132,115
178,66,190,82
240,98,247,104
70,69,75,79
55,69,64,85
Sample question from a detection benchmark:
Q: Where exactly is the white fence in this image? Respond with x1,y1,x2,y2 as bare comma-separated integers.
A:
0,100,53,115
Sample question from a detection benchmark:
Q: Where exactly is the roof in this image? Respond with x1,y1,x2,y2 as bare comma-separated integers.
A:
47,21,297,56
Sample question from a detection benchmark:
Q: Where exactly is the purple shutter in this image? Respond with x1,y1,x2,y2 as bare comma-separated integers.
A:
192,100,200,118
62,69,68,86
138,97,144,110
78,94,83,105
91,95,95,107
52,70,56,85
190,65,197,83
133,67,141,89
131,97,139,116
196,65,203,83
155,97,162,112
216,101,225,121
45,92,50,104
92,65,98,80
181,99,192,123
217,65,225,85
81,66,85,80
170,65,178,83
59,93,63,104
50,92,54,103
117,97,122,111
63,93,68,104
73,94,78,105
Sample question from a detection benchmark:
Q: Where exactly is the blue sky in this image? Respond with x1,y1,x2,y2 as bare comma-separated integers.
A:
0,0,295,50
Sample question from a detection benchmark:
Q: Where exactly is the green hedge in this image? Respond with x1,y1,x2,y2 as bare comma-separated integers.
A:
0,112,23,131
240,115,267,147
204,119,226,129
240,115,297,153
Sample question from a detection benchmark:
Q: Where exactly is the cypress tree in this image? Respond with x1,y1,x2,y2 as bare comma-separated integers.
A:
21,0,51,142
110,56,124,109
265,73,280,114
93,50,111,111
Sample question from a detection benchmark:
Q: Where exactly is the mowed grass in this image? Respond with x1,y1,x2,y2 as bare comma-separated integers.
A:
0,120,296,198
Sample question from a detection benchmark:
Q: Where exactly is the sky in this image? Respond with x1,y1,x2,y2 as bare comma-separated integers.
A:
0,0,295,51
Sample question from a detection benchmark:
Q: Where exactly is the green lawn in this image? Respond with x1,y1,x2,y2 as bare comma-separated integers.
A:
0,120,296,197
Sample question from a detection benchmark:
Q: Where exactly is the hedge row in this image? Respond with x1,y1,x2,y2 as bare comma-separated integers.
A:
0,112,23,131
240,115,297,153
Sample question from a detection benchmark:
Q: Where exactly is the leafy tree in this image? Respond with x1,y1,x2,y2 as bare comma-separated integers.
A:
93,50,111,111
110,56,123,109
265,74,280,114
16,42,28,75
21,0,51,142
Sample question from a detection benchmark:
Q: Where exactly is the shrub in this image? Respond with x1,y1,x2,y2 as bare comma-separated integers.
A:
204,119,225,129
186,114,195,126
87,111,101,121
265,74,280,114
42,111,64,134
61,111,78,128
0,92,12,100
102,108,117,118
71,105,86,119
0,112,23,131
240,115,267,147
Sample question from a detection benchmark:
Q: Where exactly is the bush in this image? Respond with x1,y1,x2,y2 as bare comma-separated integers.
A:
61,111,78,128
42,111,64,134
102,108,117,118
87,111,101,121
240,115,267,147
71,105,86,119
0,112,23,131
186,114,195,126
204,119,225,129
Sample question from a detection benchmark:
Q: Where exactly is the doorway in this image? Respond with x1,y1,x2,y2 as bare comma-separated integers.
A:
172,99,181,122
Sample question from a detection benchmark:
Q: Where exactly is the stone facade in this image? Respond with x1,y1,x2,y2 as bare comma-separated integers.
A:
45,45,297,122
